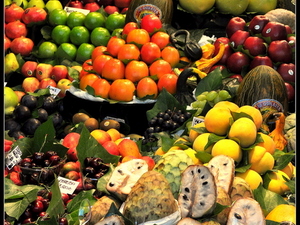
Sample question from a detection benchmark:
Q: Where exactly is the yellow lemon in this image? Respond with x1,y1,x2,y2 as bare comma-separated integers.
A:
266,204,296,224
188,122,206,143
192,133,215,153
237,105,263,130
204,106,232,136
211,139,242,163
236,169,263,190
248,146,275,175
214,101,240,112
256,132,276,155
263,170,290,195
280,162,294,179
228,117,257,148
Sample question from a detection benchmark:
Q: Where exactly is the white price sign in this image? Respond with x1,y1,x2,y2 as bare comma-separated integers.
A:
57,176,80,194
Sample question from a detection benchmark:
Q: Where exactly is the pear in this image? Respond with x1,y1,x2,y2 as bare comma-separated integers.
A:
45,0,63,13
27,0,45,8
4,86,19,115
5,0,12,6
14,0,28,8
5,53,20,74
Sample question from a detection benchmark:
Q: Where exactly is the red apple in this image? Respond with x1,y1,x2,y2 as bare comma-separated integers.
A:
268,40,292,63
82,0,96,3
141,155,155,170
21,61,38,77
62,132,81,148
213,37,233,65
57,78,72,97
122,22,139,35
249,56,273,70
66,147,78,161
36,63,53,81
114,0,131,8
50,65,68,82
39,78,57,89
4,35,11,52
285,25,293,35
102,140,120,155
225,17,246,38
104,5,120,14
67,0,83,8
261,21,287,42
209,64,227,73
287,35,295,49
229,74,243,83
229,30,250,49
226,52,250,74
120,7,128,14
22,77,40,93
277,63,295,83
83,2,100,11
243,36,267,56
284,82,295,102
248,15,270,35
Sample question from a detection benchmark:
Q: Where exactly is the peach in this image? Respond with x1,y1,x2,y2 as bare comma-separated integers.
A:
118,138,142,158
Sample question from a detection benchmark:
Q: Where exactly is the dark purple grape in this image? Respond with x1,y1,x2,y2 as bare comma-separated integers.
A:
157,112,165,118
157,117,164,125
163,113,170,120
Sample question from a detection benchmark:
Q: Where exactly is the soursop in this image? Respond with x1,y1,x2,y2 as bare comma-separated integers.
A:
229,176,254,202
122,170,179,224
153,149,195,198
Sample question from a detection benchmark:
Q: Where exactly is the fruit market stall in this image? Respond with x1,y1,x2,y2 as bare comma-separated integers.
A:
4,0,296,224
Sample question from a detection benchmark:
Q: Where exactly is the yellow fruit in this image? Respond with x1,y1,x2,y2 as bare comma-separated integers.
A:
280,162,294,179
215,0,250,15
184,148,202,164
228,117,257,148
188,122,206,143
214,101,240,112
178,0,215,14
236,169,263,190
211,139,242,163
266,204,296,224
237,105,263,130
155,147,166,156
246,0,277,14
256,132,276,155
192,133,215,153
4,86,19,115
248,146,275,175
263,170,290,195
204,107,232,136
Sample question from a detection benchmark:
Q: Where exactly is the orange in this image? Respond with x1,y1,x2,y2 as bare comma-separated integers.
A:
105,12,125,32
90,27,111,47
126,29,150,47
124,60,149,82
108,79,136,102
79,73,99,91
117,44,140,63
101,58,125,81
92,54,113,75
91,46,107,62
136,77,158,99
140,42,161,65
90,78,111,98
149,59,172,79
106,36,126,57
161,46,180,67
157,73,178,94
150,31,170,49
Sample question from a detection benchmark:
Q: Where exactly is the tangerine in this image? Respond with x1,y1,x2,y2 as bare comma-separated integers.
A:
108,79,136,102
124,60,149,82
157,73,178,95
101,58,125,81
136,77,158,99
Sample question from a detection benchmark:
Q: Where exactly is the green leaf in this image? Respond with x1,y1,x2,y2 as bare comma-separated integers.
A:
154,132,175,152
205,133,226,150
273,151,295,170
96,164,114,195
195,68,223,96
46,177,65,218
253,183,288,215
195,151,212,163
33,118,56,152
37,215,58,225
14,137,34,159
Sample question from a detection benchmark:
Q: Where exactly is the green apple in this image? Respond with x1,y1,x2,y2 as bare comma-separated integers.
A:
45,0,63,13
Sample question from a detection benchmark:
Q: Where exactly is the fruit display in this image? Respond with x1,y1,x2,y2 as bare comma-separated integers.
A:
4,1,296,225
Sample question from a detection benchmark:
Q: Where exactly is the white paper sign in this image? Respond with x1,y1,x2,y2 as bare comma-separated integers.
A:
64,6,90,15
192,116,204,126
47,85,61,98
5,146,22,170
57,176,80,194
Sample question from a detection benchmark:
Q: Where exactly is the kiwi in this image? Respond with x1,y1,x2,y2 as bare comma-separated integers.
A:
72,112,90,124
84,118,99,132
99,119,120,131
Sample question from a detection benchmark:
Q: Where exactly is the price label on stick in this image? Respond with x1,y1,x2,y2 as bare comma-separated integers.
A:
5,146,22,170
57,176,80,194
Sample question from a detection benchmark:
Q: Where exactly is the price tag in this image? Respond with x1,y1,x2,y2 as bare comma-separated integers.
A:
5,146,22,170
191,117,204,126
47,85,61,98
57,176,80,194
64,6,90,15
103,116,125,124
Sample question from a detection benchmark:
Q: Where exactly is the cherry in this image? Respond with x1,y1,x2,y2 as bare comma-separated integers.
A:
58,217,68,225
31,200,44,213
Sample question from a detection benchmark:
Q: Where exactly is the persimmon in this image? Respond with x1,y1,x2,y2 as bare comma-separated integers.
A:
125,60,149,83
108,79,136,102
101,58,125,81
149,59,172,79
117,44,140,62
79,73,99,91
136,77,158,99
91,46,107,62
92,54,113,75
106,36,126,57
157,73,178,94
90,78,111,98
126,29,150,46
140,42,161,65
150,31,170,49
161,46,180,67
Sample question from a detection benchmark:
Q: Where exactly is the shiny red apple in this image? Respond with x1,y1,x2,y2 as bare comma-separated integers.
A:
248,15,270,35
249,56,273,70
39,78,57,89
21,61,38,77
68,0,83,8
83,2,100,11
229,74,243,83
225,16,246,38
268,40,292,63
243,36,267,56
284,82,295,102
213,37,233,65
50,65,68,82
104,5,120,14
229,30,250,49
226,52,250,74
277,63,295,83
261,21,287,42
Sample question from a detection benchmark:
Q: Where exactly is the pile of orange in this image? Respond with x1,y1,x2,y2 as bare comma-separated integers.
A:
78,19,183,102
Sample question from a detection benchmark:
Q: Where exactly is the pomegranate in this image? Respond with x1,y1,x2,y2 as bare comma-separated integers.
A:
5,20,28,39
4,35,11,52
5,3,25,23
21,6,47,26
10,36,34,56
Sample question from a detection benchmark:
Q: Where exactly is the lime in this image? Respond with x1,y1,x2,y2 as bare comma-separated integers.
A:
90,27,111,47
105,13,126,32
51,25,71,45
76,43,95,63
111,28,123,37
56,43,77,62
38,41,58,59
48,8,68,26
66,11,86,29
69,26,90,46
84,11,106,31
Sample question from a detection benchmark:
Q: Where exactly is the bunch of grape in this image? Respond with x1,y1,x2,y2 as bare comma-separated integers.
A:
143,108,192,143
190,90,232,115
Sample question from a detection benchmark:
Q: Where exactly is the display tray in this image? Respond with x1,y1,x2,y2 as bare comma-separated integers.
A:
63,87,156,135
